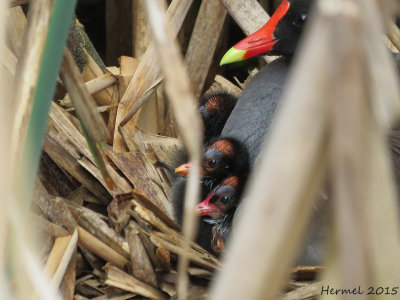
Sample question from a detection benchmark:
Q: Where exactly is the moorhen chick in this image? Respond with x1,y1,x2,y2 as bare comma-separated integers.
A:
199,91,238,143
172,138,249,254
196,175,246,254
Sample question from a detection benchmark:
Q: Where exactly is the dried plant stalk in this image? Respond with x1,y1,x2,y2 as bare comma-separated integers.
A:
218,0,269,35
60,48,113,189
5,5,26,55
50,229,78,289
67,201,130,258
184,0,227,99
77,227,130,270
113,0,194,151
126,222,158,287
104,264,168,300
43,235,72,277
31,213,70,237
132,0,150,58
214,75,242,96
60,73,117,107
11,0,52,172
9,0,30,8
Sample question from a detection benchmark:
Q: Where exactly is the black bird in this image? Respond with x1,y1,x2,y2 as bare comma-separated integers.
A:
219,0,326,265
196,175,246,254
199,91,238,143
175,137,249,189
172,137,248,222
197,175,244,219
171,138,249,254
220,0,314,167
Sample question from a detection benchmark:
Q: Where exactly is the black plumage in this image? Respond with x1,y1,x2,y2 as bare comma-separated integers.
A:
199,91,238,143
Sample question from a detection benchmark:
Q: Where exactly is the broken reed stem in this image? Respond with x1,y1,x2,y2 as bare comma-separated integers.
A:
60,73,117,107
144,1,203,299
9,0,30,8
77,227,130,270
50,229,78,289
11,0,53,180
104,264,168,300
184,0,227,99
113,0,194,151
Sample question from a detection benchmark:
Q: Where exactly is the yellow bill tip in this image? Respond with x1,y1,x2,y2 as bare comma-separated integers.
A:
220,47,247,66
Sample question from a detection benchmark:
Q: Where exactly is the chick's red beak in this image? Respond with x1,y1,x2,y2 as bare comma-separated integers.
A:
220,0,290,65
196,193,220,217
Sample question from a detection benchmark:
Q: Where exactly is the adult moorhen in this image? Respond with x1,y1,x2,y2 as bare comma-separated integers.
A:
219,0,327,265
220,0,314,167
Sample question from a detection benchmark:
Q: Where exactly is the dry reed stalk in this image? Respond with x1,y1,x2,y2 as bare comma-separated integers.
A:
104,264,168,300
214,74,243,96
184,0,227,99
67,201,130,258
11,0,53,175
2,2,58,299
59,251,76,300
48,102,131,195
325,5,372,292
361,1,400,127
106,149,172,217
77,227,130,270
113,0,194,151
132,0,151,59
149,234,219,271
60,49,113,189
219,0,269,35
3,45,18,77
107,84,119,143
33,180,78,233
42,134,110,203
323,0,400,292
5,5,26,55
81,50,113,107
31,213,70,237
9,0,30,7
387,21,400,51
50,229,78,289
60,73,117,107
43,235,72,284
125,222,158,287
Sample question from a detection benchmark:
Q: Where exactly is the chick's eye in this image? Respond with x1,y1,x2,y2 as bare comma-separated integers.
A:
207,159,217,168
219,196,230,205
296,14,307,26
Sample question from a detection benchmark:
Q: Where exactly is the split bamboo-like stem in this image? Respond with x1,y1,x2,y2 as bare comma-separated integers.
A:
104,264,168,300
11,0,53,175
113,0,194,151
77,227,130,270
184,0,227,99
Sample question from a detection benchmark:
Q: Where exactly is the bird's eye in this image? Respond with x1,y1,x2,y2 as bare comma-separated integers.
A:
295,14,307,26
207,159,217,168
219,196,230,206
